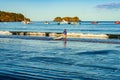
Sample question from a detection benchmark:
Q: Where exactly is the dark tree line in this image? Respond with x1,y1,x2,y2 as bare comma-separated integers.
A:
54,17,81,22
0,11,30,22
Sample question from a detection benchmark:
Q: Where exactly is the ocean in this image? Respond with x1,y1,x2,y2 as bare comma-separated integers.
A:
0,21,120,80
0,21,120,34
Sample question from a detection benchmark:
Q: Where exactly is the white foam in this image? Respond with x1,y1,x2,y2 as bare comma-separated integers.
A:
0,31,109,39
0,31,12,35
67,33,108,39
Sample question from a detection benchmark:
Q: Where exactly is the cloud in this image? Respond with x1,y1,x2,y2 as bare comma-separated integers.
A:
96,2,120,9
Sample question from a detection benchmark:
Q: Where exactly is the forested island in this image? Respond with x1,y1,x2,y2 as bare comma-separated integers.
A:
54,17,81,22
0,11,30,22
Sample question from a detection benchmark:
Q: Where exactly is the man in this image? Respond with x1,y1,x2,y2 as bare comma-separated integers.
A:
63,29,67,42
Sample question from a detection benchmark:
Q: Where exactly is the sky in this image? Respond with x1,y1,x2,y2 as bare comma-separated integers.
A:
0,0,120,21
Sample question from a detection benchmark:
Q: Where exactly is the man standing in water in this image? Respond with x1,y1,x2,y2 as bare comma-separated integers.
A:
63,29,67,42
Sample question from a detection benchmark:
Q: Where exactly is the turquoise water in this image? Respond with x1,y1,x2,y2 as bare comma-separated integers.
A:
0,21,120,34
0,21,120,79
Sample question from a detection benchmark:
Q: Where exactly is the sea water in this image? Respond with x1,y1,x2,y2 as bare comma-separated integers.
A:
0,21,120,34
0,21,120,80
0,37,120,80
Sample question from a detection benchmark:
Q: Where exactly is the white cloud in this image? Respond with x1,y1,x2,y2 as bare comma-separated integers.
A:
96,2,120,9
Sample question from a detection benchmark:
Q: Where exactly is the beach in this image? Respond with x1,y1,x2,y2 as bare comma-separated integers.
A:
1,0,120,79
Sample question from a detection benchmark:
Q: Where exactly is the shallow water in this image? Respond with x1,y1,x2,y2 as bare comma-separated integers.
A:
0,37,120,80
0,21,120,79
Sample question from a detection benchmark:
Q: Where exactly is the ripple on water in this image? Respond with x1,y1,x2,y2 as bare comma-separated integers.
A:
75,50,120,55
0,48,11,52
116,46,120,48
26,56,75,65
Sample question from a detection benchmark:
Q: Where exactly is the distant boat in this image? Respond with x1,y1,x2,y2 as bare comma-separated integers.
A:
114,21,120,24
23,21,31,24
22,18,31,24
91,21,98,24
60,20,68,24
71,22,78,25
22,20,31,24
44,21,49,24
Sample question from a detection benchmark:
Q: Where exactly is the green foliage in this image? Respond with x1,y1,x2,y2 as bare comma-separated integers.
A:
53,17,62,22
0,11,29,22
54,16,81,22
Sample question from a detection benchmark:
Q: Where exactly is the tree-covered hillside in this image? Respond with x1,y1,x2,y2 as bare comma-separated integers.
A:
0,11,30,22
54,17,81,22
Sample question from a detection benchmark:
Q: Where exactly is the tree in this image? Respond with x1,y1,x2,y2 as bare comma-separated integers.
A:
62,17,71,22
53,17,62,22
72,17,80,22
0,11,29,22
54,16,81,22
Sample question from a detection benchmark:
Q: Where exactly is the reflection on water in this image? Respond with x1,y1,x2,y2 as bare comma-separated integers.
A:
63,39,67,48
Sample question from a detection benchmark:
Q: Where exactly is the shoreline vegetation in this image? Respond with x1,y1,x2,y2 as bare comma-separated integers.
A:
53,17,81,24
0,11,30,23
0,11,120,25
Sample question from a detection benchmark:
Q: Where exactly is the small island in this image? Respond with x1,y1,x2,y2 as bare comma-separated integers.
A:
53,16,81,24
0,11,30,23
